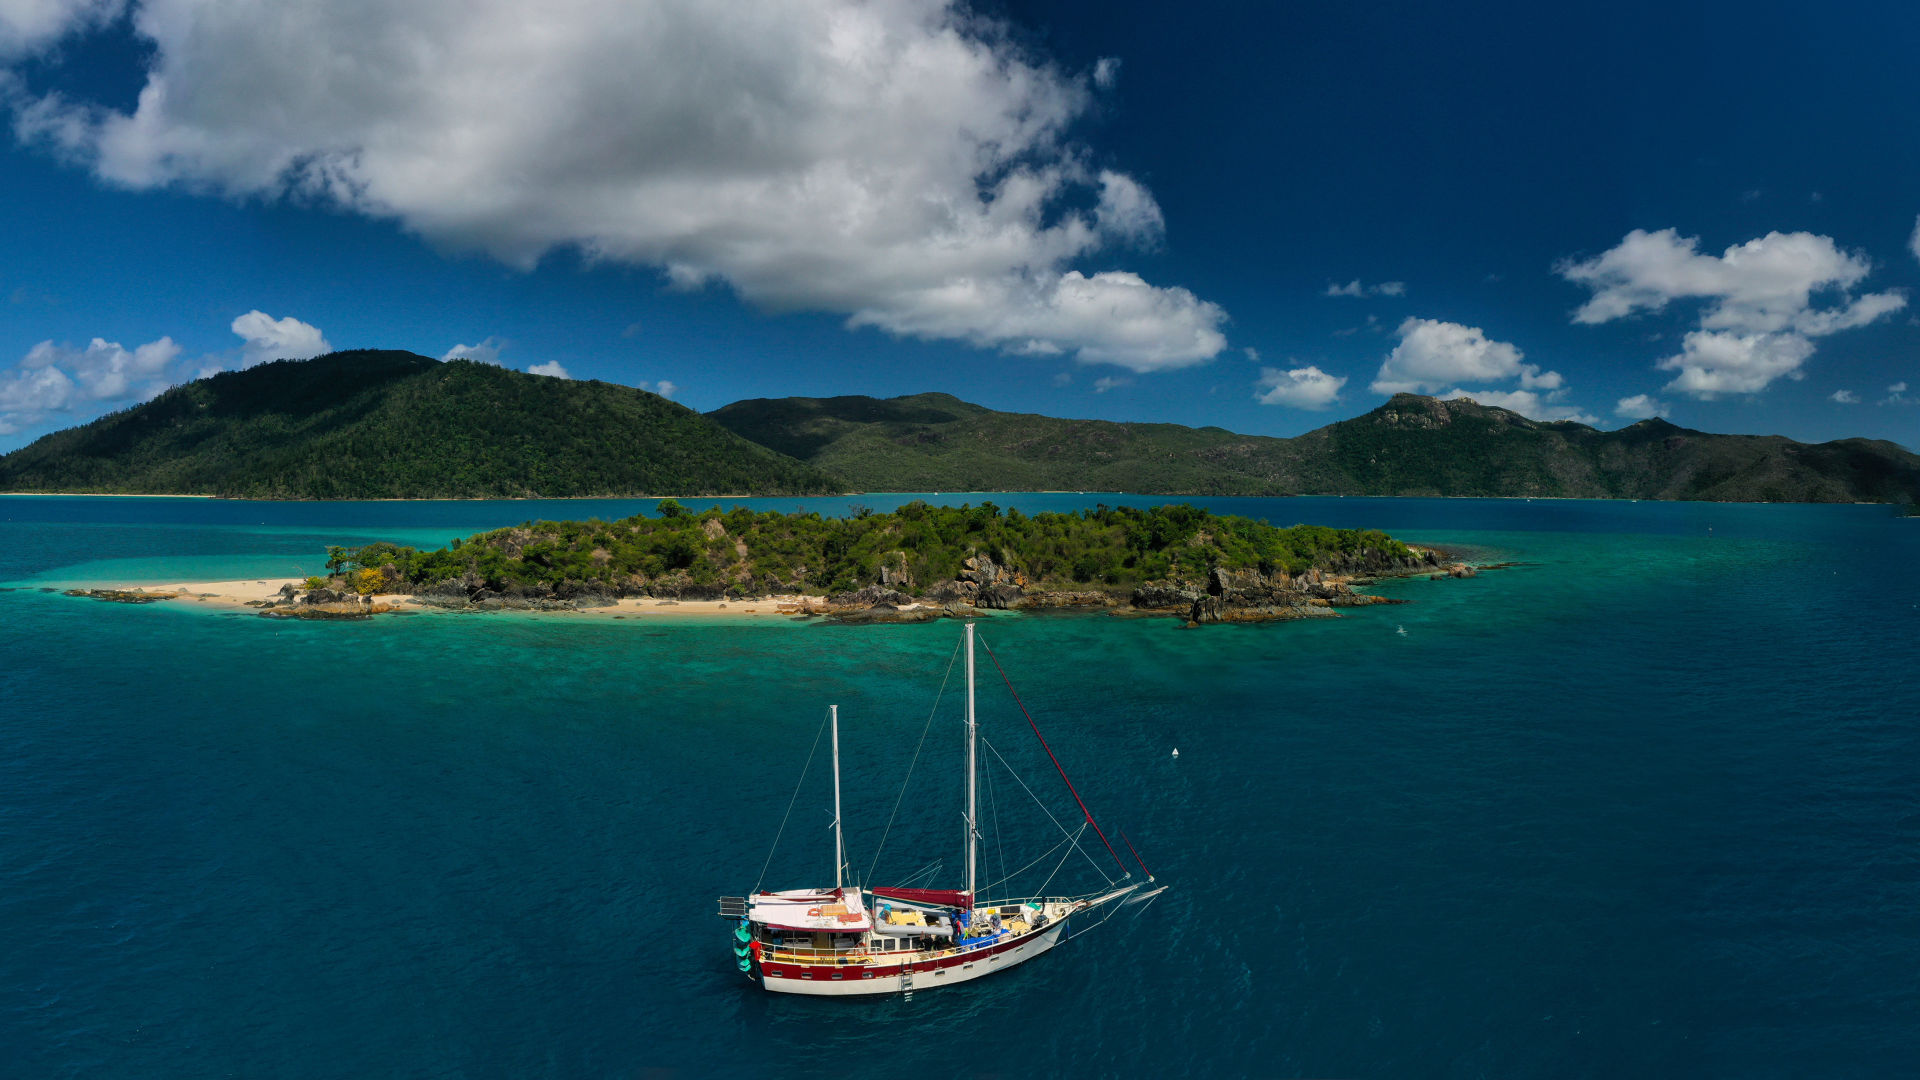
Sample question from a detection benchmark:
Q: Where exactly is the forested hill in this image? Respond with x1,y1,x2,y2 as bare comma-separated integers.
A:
711,391,1920,504
1286,394,1920,502
0,351,841,499
6,355,1914,502
708,392,1299,494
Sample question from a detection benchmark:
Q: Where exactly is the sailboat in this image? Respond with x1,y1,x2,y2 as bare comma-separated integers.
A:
718,622,1159,997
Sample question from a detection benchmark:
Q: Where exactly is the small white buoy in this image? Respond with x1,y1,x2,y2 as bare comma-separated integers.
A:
1171,748,1179,758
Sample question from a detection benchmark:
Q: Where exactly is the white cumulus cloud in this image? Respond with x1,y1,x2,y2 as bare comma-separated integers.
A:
231,310,329,369
1372,318,1562,395
1656,329,1814,398
1829,389,1859,404
1374,317,1595,422
1093,56,1121,90
6,0,1227,373
1558,228,1907,399
442,338,506,366
0,333,179,435
1615,393,1670,419
1255,365,1346,409
527,360,570,379
0,0,119,57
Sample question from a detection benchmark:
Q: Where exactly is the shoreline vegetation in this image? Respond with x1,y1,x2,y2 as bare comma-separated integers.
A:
60,502,1475,626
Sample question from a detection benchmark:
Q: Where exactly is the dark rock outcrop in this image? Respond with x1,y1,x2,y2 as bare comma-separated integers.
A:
63,588,180,604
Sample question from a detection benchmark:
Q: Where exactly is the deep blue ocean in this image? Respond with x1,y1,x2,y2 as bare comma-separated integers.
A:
2,494,1916,1078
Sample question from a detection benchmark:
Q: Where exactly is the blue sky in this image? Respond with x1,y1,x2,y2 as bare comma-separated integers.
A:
1,0,1916,453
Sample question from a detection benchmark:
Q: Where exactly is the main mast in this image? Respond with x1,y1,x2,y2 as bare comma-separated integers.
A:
831,704,845,891
965,622,977,901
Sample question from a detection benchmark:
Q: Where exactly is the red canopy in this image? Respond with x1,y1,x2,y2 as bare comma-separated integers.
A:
872,888,972,911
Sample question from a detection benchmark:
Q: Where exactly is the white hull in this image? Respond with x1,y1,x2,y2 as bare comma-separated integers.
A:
759,919,1069,997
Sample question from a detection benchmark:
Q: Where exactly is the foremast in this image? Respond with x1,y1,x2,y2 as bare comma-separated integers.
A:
964,621,978,905
831,704,846,890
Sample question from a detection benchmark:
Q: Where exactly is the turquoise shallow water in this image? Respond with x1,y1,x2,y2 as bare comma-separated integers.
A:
2,495,1916,1077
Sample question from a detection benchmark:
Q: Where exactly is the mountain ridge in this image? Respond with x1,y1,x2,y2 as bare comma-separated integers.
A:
3,353,1914,503
711,390,1920,503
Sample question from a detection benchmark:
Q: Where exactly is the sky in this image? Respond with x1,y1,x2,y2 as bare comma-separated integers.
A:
0,0,1916,453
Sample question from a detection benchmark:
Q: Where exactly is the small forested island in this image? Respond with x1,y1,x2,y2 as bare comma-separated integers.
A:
279,502,1459,625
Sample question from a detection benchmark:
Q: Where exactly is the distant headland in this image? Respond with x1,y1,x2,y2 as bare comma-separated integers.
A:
4,350,1916,504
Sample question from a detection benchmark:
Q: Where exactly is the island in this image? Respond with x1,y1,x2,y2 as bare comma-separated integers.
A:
65,502,1471,626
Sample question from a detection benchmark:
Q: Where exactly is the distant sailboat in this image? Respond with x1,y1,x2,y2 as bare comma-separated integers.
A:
719,623,1155,997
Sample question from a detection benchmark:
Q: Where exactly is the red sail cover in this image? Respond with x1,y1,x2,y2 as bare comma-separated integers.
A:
872,888,973,911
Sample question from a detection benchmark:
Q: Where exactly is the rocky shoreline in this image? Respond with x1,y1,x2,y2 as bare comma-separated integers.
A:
809,545,1463,626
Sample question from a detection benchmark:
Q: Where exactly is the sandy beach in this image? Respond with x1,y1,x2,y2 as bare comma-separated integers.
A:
100,578,837,620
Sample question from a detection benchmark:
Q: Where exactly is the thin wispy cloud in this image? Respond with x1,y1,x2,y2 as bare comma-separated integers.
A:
1325,279,1405,298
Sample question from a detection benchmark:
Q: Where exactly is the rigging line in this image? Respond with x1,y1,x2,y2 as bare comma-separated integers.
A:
1118,828,1153,880
978,734,1115,887
982,831,1076,895
977,736,1081,849
985,756,1008,896
1034,822,1086,898
892,859,944,890
978,634,1131,877
754,707,831,894
1062,896,1130,941
864,634,963,884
